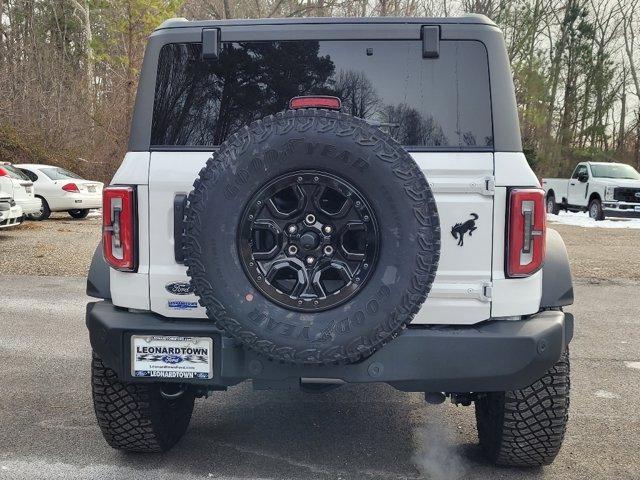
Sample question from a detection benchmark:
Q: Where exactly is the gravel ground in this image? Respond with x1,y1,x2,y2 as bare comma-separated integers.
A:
0,213,101,276
1,213,638,281
550,224,640,280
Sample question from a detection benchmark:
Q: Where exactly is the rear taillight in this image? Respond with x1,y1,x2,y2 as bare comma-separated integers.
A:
62,183,79,192
507,188,546,278
103,186,136,272
0,168,7,176
290,96,341,110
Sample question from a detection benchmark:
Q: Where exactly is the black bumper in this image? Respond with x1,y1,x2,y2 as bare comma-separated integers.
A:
603,205,640,218
86,301,573,393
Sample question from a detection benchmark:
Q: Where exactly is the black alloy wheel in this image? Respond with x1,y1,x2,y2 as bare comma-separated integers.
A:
238,170,379,312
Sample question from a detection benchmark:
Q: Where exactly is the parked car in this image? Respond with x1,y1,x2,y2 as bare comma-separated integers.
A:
14,164,103,220
542,162,640,220
85,16,574,467
0,193,23,229
0,162,42,218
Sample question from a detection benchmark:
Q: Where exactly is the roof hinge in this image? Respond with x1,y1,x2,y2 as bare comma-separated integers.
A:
421,26,440,59
202,28,220,60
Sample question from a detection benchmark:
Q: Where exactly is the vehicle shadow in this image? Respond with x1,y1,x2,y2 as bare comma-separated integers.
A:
110,382,535,480
118,383,428,479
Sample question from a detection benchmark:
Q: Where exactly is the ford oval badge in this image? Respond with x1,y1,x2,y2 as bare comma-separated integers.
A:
165,282,193,295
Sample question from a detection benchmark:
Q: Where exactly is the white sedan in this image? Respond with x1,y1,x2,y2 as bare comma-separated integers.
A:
15,164,103,220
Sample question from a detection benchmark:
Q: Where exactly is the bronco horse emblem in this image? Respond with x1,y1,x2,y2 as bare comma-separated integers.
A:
451,213,479,246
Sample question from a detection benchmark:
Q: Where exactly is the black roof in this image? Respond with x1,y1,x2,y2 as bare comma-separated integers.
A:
156,15,495,31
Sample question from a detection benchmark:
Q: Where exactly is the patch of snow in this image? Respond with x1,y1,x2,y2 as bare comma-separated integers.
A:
87,209,102,218
594,390,620,399
624,361,640,370
547,210,640,229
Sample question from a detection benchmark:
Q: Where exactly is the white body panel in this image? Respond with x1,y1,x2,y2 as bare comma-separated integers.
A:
541,178,569,201
412,152,494,324
15,164,103,212
110,149,543,325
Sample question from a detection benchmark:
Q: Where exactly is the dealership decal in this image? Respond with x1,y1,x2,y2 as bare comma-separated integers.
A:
132,335,212,379
168,300,198,310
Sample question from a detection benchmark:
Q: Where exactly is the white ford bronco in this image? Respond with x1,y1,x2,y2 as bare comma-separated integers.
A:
86,15,574,467
543,161,640,220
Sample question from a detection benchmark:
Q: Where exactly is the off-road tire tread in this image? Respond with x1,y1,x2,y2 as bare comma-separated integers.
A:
183,109,440,366
91,353,194,452
475,349,570,467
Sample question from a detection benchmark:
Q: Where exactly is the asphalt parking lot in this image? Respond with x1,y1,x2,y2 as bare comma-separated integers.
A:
0,274,638,479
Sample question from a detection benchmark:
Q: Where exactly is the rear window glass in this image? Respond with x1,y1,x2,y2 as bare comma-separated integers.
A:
40,167,84,180
151,40,493,149
2,165,31,181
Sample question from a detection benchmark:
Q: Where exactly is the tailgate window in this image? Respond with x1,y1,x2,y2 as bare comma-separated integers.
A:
151,40,492,149
2,165,31,181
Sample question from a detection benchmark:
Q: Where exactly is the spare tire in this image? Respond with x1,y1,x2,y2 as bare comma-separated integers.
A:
183,109,440,365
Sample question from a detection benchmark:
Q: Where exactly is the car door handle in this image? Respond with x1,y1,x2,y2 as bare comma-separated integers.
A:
569,182,576,185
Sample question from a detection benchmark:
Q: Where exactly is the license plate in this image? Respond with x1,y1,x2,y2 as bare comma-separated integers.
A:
87,186,96,193
131,335,213,379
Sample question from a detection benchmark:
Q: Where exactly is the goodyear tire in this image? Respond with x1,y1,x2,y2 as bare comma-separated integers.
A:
91,353,195,452
183,109,440,365
475,349,570,466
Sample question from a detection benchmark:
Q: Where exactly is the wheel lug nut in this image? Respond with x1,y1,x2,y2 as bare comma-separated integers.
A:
322,225,332,234
287,245,298,255
305,213,316,225
287,224,297,234
306,256,315,265
323,245,334,255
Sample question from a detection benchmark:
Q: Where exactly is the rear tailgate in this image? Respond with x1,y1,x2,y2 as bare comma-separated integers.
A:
11,180,33,203
147,151,494,325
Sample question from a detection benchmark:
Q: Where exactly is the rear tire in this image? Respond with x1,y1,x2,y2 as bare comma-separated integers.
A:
546,194,559,215
91,353,195,452
588,199,605,221
475,349,570,467
28,197,50,221
68,209,90,219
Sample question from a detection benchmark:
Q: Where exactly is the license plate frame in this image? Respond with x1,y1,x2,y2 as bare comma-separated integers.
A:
87,186,96,193
131,335,213,380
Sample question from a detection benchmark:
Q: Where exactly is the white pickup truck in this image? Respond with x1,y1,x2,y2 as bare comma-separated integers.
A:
543,161,640,220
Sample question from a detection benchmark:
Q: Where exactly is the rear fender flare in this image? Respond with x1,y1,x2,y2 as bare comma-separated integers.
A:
87,241,111,300
540,229,573,308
